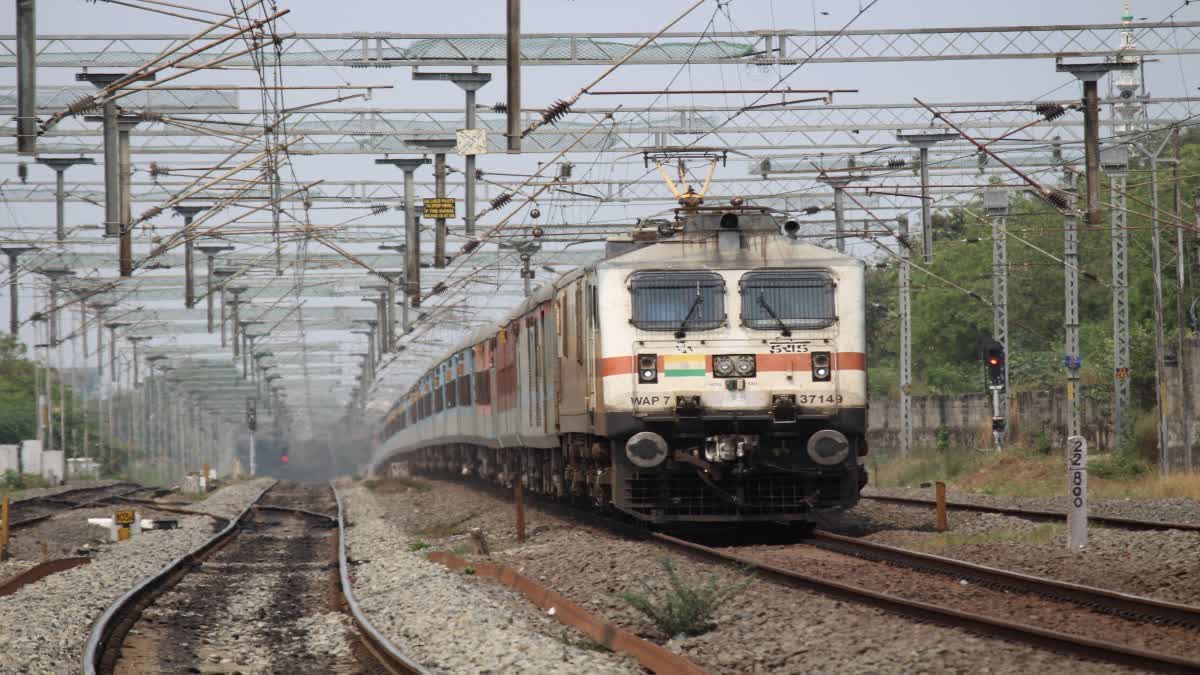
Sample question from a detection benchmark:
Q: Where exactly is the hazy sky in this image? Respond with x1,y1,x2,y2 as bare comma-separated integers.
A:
2,0,1197,405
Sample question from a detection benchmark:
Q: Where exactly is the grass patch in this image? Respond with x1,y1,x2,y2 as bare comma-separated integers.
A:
408,540,430,552
909,524,1064,554
363,475,432,493
617,558,752,638
870,447,1001,489
872,446,1200,501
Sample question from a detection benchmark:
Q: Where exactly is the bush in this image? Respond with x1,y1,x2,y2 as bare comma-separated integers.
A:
1090,452,1149,480
617,558,752,638
1,470,48,490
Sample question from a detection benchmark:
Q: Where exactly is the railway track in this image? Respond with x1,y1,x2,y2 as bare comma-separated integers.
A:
652,531,1200,673
860,494,1200,533
8,483,155,529
82,481,426,675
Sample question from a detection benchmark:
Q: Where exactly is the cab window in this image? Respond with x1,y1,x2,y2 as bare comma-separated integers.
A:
629,271,725,332
740,269,835,330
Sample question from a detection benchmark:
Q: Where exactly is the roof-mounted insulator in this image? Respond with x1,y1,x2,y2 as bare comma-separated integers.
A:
540,99,572,126
1035,103,1068,121
65,95,98,117
490,193,513,210
1039,189,1071,210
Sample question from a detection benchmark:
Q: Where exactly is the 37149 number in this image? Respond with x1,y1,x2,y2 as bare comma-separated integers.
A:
796,394,843,404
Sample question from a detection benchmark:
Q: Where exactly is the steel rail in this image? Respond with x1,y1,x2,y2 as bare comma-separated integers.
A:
331,482,430,675
651,532,1200,673
811,530,1200,628
9,483,149,529
860,494,1200,532
81,480,275,675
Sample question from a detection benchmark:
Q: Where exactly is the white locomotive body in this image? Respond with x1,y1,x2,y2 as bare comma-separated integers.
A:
375,210,868,524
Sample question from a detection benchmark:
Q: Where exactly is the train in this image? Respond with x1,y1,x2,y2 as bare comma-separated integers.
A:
373,205,868,525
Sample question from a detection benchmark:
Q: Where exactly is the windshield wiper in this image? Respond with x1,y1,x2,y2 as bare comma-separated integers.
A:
674,283,704,339
758,292,792,337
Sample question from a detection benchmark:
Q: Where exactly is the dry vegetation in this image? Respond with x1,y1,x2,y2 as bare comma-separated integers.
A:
869,446,1200,500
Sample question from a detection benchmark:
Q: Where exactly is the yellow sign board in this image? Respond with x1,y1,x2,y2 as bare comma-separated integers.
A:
423,197,456,219
114,510,136,525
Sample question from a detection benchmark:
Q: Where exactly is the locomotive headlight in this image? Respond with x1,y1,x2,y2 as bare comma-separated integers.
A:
733,354,756,377
807,429,850,466
637,354,658,384
812,351,832,382
714,355,754,378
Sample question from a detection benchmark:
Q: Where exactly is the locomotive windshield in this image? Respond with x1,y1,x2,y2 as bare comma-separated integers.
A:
629,271,726,332
740,269,836,330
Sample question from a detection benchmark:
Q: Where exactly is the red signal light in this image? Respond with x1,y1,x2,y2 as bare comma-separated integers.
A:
988,357,999,366
281,455,289,464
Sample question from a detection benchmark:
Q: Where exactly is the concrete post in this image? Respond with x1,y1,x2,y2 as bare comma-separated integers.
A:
1,247,36,334
897,131,958,264
175,206,210,309
376,158,430,306
116,116,138,277
37,158,94,242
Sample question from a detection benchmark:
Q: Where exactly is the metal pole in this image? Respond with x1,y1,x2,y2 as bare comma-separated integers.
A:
403,168,420,304
206,254,215,332
1149,159,1170,473
1064,193,1081,440
5,251,21,334
54,169,66,241
384,275,397,350
1171,132,1192,472
897,215,913,456
1111,173,1131,449
1081,79,1103,225
117,120,135,277
988,193,1010,425
15,0,36,156
102,101,120,237
109,326,118,382
249,431,256,476
465,75,478,238
831,183,847,254
506,0,521,154
48,278,58,347
918,146,932,263
434,152,447,268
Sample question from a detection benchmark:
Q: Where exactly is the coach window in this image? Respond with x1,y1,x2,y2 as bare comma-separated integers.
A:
739,269,836,331
629,271,726,333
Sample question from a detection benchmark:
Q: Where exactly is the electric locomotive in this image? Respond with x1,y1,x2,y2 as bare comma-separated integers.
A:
373,205,867,525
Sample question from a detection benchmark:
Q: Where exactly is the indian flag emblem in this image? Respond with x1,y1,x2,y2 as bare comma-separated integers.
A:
664,354,706,377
